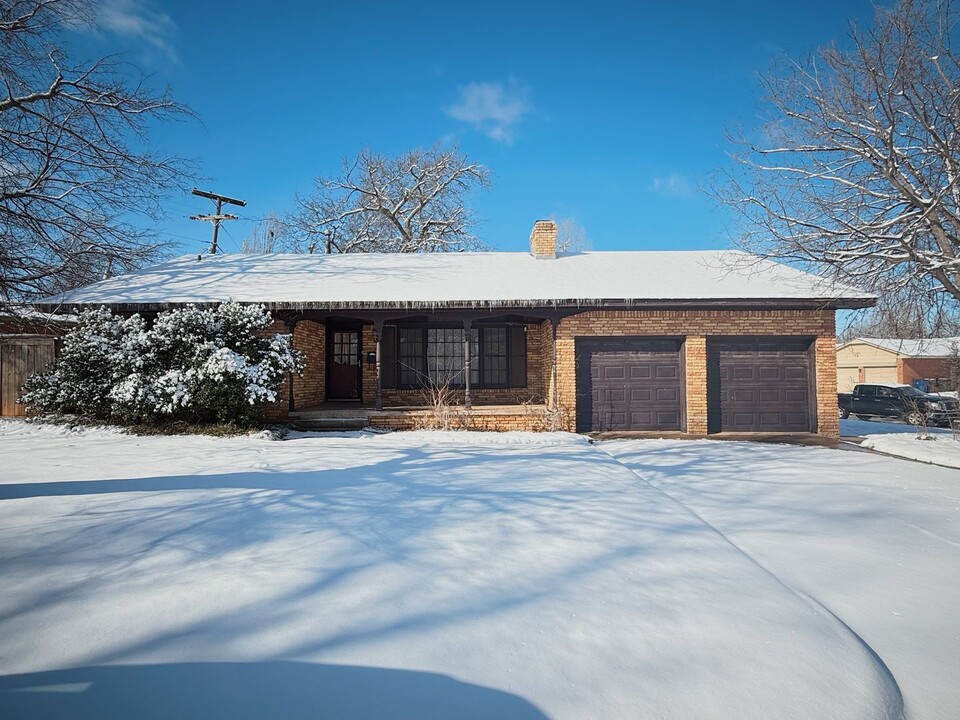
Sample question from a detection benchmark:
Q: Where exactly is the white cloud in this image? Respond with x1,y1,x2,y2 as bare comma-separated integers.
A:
95,0,179,61
445,80,531,144
651,172,694,198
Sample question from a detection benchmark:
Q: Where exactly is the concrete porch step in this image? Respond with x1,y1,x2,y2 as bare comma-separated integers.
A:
292,416,369,431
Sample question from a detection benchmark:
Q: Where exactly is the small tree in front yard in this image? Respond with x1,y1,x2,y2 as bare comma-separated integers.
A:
21,303,303,426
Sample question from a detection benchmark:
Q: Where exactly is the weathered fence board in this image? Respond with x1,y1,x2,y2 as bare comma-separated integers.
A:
0,339,55,416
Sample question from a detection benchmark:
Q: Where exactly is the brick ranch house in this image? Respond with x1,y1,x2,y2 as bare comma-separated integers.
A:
37,221,874,437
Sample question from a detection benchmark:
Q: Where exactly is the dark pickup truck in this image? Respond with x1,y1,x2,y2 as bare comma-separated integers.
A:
838,383,960,426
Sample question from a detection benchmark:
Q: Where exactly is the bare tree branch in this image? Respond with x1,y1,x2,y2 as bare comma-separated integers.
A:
716,0,960,307
0,0,196,310
288,146,490,254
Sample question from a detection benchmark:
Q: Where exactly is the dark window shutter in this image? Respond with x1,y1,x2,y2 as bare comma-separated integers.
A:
509,325,527,387
380,325,397,388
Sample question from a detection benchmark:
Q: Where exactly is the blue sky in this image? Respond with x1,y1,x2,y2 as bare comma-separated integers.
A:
76,0,881,255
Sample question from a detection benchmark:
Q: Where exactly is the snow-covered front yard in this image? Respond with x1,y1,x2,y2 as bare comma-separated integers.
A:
841,417,960,469
0,422,957,719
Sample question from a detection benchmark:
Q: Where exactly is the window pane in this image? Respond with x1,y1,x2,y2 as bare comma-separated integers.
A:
482,327,508,385
398,327,424,386
427,328,466,384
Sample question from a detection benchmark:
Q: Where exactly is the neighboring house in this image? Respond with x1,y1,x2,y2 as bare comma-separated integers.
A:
36,221,873,437
0,311,74,417
837,337,960,393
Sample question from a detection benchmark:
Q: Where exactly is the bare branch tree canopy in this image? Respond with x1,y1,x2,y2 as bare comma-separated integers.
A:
719,0,960,304
0,0,194,309
555,217,592,253
240,212,288,254
838,287,960,341
290,146,491,254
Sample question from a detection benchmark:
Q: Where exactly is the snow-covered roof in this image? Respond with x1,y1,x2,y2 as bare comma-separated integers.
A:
37,250,875,311
850,337,960,357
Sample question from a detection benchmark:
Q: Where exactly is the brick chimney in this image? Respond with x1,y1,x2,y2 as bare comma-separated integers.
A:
529,220,557,259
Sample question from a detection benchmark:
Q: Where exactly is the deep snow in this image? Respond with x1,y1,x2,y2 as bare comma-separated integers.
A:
839,417,960,468
861,433,960,469
0,422,952,718
605,439,960,720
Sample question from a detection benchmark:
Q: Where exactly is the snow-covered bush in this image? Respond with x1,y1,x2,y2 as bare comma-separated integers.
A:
20,308,149,418
21,303,303,426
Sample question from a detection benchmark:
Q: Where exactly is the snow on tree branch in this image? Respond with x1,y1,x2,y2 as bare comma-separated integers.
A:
0,0,196,310
717,0,960,304
288,146,491,254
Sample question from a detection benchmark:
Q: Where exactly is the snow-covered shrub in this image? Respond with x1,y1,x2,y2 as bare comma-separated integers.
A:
21,308,149,418
21,303,303,426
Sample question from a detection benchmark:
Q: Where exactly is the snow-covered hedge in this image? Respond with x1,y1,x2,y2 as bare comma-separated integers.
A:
21,303,304,426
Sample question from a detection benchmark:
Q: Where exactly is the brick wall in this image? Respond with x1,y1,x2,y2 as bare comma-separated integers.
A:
262,318,292,422
898,357,953,387
292,320,325,408
555,309,838,437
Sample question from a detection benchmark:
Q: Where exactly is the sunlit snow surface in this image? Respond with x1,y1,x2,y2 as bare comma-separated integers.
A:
1,422,955,718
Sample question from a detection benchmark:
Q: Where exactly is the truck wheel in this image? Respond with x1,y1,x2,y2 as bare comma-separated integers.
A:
838,407,849,419
905,411,926,426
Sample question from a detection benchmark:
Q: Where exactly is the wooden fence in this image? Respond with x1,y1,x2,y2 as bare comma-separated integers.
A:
0,338,56,416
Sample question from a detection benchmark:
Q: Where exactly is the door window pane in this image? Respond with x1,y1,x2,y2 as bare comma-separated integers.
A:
333,332,358,365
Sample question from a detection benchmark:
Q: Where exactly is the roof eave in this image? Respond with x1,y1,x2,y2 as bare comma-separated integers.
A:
34,296,876,314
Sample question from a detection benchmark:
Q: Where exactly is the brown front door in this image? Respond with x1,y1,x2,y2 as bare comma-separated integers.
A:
328,328,361,400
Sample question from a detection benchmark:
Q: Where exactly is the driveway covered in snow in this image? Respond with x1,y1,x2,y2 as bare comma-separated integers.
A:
0,423,956,719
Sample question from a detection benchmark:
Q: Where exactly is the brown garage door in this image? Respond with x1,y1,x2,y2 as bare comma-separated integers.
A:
1,338,56,416
708,337,814,432
575,338,683,432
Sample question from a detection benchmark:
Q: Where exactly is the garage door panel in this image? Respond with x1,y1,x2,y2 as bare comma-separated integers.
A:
603,366,625,380
656,387,678,402
656,411,680,425
711,337,814,433
576,338,683,432
655,364,678,379
758,366,781,380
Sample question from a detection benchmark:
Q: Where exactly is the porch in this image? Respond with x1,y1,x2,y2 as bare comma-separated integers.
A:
267,308,569,429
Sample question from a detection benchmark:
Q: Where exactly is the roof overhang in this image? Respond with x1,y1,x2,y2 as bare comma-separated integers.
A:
35,296,875,314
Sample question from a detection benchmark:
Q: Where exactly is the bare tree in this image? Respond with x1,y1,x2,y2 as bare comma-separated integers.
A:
0,0,194,311
289,146,490,254
839,287,960,341
555,217,591,253
718,0,960,304
240,213,289,254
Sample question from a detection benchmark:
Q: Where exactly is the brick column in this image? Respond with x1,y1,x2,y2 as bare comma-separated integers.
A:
815,335,839,438
685,336,708,435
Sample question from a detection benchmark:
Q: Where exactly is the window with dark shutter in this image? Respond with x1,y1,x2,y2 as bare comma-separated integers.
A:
509,325,527,387
381,325,397,388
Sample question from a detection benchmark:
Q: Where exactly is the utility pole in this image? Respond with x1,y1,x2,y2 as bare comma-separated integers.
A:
189,188,246,254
